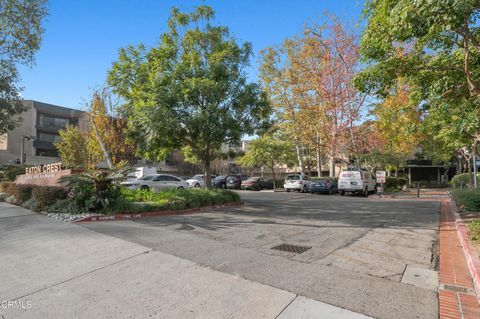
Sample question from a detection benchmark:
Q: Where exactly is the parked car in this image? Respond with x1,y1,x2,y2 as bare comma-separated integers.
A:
241,177,273,191
284,174,311,192
185,174,216,188
212,175,228,188
310,177,338,195
125,166,157,182
338,169,376,197
226,175,249,189
121,174,188,191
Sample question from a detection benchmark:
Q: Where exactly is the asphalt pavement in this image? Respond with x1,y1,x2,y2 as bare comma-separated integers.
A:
1,191,440,318
83,191,440,319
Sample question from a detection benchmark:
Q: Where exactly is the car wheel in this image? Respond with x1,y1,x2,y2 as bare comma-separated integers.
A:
340,191,345,196
286,189,291,193
302,186,307,193
363,188,369,197
177,186,184,189
140,185,149,191
329,188,332,195
194,183,200,188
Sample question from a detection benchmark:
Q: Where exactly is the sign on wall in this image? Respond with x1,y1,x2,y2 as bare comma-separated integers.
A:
376,170,386,183
25,162,62,175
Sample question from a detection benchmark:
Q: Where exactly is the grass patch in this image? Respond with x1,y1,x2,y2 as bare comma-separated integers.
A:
122,188,241,211
452,189,480,212
468,220,480,241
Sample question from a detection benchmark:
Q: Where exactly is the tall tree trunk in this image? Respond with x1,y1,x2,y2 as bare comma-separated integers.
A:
204,157,212,189
329,154,335,177
271,164,276,191
294,139,305,175
316,146,322,177
90,117,113,169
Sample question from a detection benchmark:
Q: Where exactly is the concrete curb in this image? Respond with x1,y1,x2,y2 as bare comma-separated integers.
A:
449,196,480,296
73,202,244,223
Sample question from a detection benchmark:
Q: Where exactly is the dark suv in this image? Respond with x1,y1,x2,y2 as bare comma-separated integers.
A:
225,175,249,189
212,175,228,188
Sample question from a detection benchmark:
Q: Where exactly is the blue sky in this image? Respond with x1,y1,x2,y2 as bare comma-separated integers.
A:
19,0,365,110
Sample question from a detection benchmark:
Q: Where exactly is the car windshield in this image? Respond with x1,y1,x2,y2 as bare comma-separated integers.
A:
227,176,239,181
286,175,301,180
214,176,225,181
191,175,203,180
246,177,260,181
138,175,157,181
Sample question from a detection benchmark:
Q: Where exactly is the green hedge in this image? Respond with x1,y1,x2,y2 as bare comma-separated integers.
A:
31,186,67,210
385,177,408,190
468,220,480,241
13,185,35,204
452,189,480,212
414,180,448,188
122,188,241,211
3,183,67,209
450,173,480,188
0,165,27,181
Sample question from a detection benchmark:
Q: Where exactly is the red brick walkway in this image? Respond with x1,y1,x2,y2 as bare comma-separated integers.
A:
439,199,480,319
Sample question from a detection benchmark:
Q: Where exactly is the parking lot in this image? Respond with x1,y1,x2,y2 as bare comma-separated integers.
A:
83,191,441,319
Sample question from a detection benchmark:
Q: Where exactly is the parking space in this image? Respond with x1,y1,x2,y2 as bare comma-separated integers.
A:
82,191,440,319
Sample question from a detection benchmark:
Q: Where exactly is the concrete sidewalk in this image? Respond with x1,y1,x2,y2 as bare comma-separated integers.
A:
0,202,370,319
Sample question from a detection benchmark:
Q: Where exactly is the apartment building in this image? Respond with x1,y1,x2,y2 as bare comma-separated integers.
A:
0,100,83,165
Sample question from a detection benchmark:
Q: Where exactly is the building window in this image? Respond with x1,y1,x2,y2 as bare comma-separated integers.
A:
36,149,59,157
38,113,69,129
38,132,61,143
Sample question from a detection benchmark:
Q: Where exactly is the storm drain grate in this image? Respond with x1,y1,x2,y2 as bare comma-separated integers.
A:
271,244,312,254
443,284,470,293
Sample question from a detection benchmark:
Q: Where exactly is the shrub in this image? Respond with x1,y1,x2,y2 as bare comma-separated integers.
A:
452,189,480,212
31,186,67,211
385,177,407,190
121,188,240,211
0,193,6,202
408,180,448,188
47,199,74,214
12,184,34,204
5,195,16,204
0,165,27,181
22,198,41,212
468,220,480,241
274,179,284,189
450,173,480,188
0,182,15,195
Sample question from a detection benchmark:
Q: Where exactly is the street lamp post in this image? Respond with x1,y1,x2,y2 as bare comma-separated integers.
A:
20,135,36,165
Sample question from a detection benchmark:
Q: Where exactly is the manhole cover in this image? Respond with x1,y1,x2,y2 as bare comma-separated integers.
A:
271,244,312,254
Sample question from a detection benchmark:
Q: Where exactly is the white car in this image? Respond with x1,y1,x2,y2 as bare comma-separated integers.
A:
185,174,216,188
338,169,376,197
121,174,188,191
284,174,311,192
125,166,157,182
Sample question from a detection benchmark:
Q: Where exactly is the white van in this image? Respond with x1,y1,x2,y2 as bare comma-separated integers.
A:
338,169,376,197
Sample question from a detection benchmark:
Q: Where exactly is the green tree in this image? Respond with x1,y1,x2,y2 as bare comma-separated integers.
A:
355,0,480,170
55,125,91,169
0,0,48,134
237,135,296,190
108,6,270,187
356,0,480,101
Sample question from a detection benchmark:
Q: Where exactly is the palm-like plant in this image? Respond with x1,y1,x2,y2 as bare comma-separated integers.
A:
58,166,134,213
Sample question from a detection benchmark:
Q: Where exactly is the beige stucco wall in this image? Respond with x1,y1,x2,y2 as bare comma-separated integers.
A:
0,101,36,164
